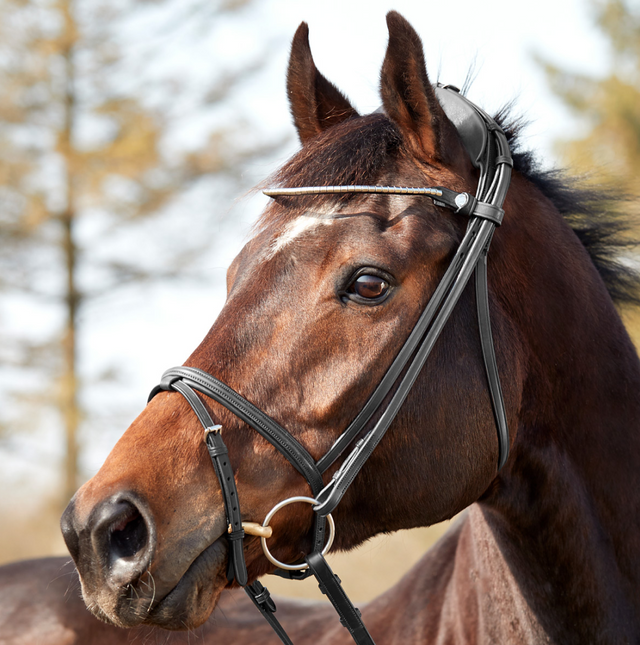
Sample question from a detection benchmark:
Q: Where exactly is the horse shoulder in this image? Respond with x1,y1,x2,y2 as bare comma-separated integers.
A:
358,506,551,644
0,557,84,645
0,557,188,645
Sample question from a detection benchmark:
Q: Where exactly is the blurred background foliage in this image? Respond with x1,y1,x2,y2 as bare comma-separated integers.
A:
0,0,639,604
539,0,640,346
540,0,640,195
0,0,285,561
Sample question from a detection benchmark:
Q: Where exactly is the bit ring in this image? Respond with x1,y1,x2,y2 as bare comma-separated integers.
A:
260,496,335,571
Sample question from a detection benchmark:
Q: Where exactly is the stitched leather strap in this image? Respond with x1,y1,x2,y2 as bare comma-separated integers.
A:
151,366,324,496
167,380,248,586
305,552,375,645
245,581,294,645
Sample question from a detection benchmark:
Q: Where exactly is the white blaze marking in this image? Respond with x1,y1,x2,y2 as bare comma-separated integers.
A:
265,213,335,259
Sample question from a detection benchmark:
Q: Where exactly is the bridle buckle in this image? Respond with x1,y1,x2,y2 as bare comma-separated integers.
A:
204,424,222,438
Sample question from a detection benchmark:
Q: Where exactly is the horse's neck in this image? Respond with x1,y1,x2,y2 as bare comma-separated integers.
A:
485,447,640,643
359,508,553,644
362,495,639,644
488,364,640,642
486,192,640,640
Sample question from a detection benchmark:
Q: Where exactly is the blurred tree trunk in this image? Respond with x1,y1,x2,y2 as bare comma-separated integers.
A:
60,0,81,502
0,0,284,508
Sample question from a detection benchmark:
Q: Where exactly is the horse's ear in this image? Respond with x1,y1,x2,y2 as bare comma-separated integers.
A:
287,22,359,145
380,11,460,164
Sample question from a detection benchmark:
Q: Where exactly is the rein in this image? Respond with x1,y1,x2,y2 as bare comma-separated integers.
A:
148,85,512,645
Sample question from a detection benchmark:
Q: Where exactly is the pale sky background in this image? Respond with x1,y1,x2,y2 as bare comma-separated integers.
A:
3,0,611,486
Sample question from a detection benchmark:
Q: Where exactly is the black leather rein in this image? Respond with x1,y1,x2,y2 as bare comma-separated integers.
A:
147,86,512,645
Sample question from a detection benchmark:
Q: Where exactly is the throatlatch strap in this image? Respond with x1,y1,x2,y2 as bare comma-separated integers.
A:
475,243,510,469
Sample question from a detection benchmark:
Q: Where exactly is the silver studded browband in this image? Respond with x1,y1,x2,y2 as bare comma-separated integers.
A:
262,185,502,223
263,185,444,197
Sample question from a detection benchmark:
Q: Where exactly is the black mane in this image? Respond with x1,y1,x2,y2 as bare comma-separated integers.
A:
499,112,640,307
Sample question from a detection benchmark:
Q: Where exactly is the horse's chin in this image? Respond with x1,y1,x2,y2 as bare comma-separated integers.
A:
146,536,230,629
85,536,230,630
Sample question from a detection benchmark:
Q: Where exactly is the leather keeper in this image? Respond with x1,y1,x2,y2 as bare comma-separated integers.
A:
206,441,228,458
472,201,504,225
495,154,513,167
252,582,277,611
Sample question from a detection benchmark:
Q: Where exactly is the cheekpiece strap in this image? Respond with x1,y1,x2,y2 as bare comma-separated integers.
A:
205,427,248,586
149,379,248,587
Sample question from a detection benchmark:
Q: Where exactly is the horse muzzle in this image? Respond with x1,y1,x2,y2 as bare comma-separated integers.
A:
60,491,157,625
61,489,231,629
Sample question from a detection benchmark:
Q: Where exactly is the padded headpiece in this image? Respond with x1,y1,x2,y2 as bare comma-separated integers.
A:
434,85,489,169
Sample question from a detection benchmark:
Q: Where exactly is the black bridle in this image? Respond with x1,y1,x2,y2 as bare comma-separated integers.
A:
148,85,512,645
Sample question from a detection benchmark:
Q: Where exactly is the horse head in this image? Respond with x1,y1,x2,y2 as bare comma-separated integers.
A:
60,11,614,632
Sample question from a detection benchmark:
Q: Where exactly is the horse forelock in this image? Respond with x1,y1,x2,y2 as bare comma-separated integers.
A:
256,112,403,231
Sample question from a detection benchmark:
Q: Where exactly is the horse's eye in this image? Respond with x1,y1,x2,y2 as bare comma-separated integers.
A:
349,274,390,300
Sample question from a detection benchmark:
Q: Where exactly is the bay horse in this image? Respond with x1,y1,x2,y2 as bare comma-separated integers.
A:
5,10,640,644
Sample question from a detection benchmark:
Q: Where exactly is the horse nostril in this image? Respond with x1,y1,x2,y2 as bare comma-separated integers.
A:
109,508,148,564
89,496,155,587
